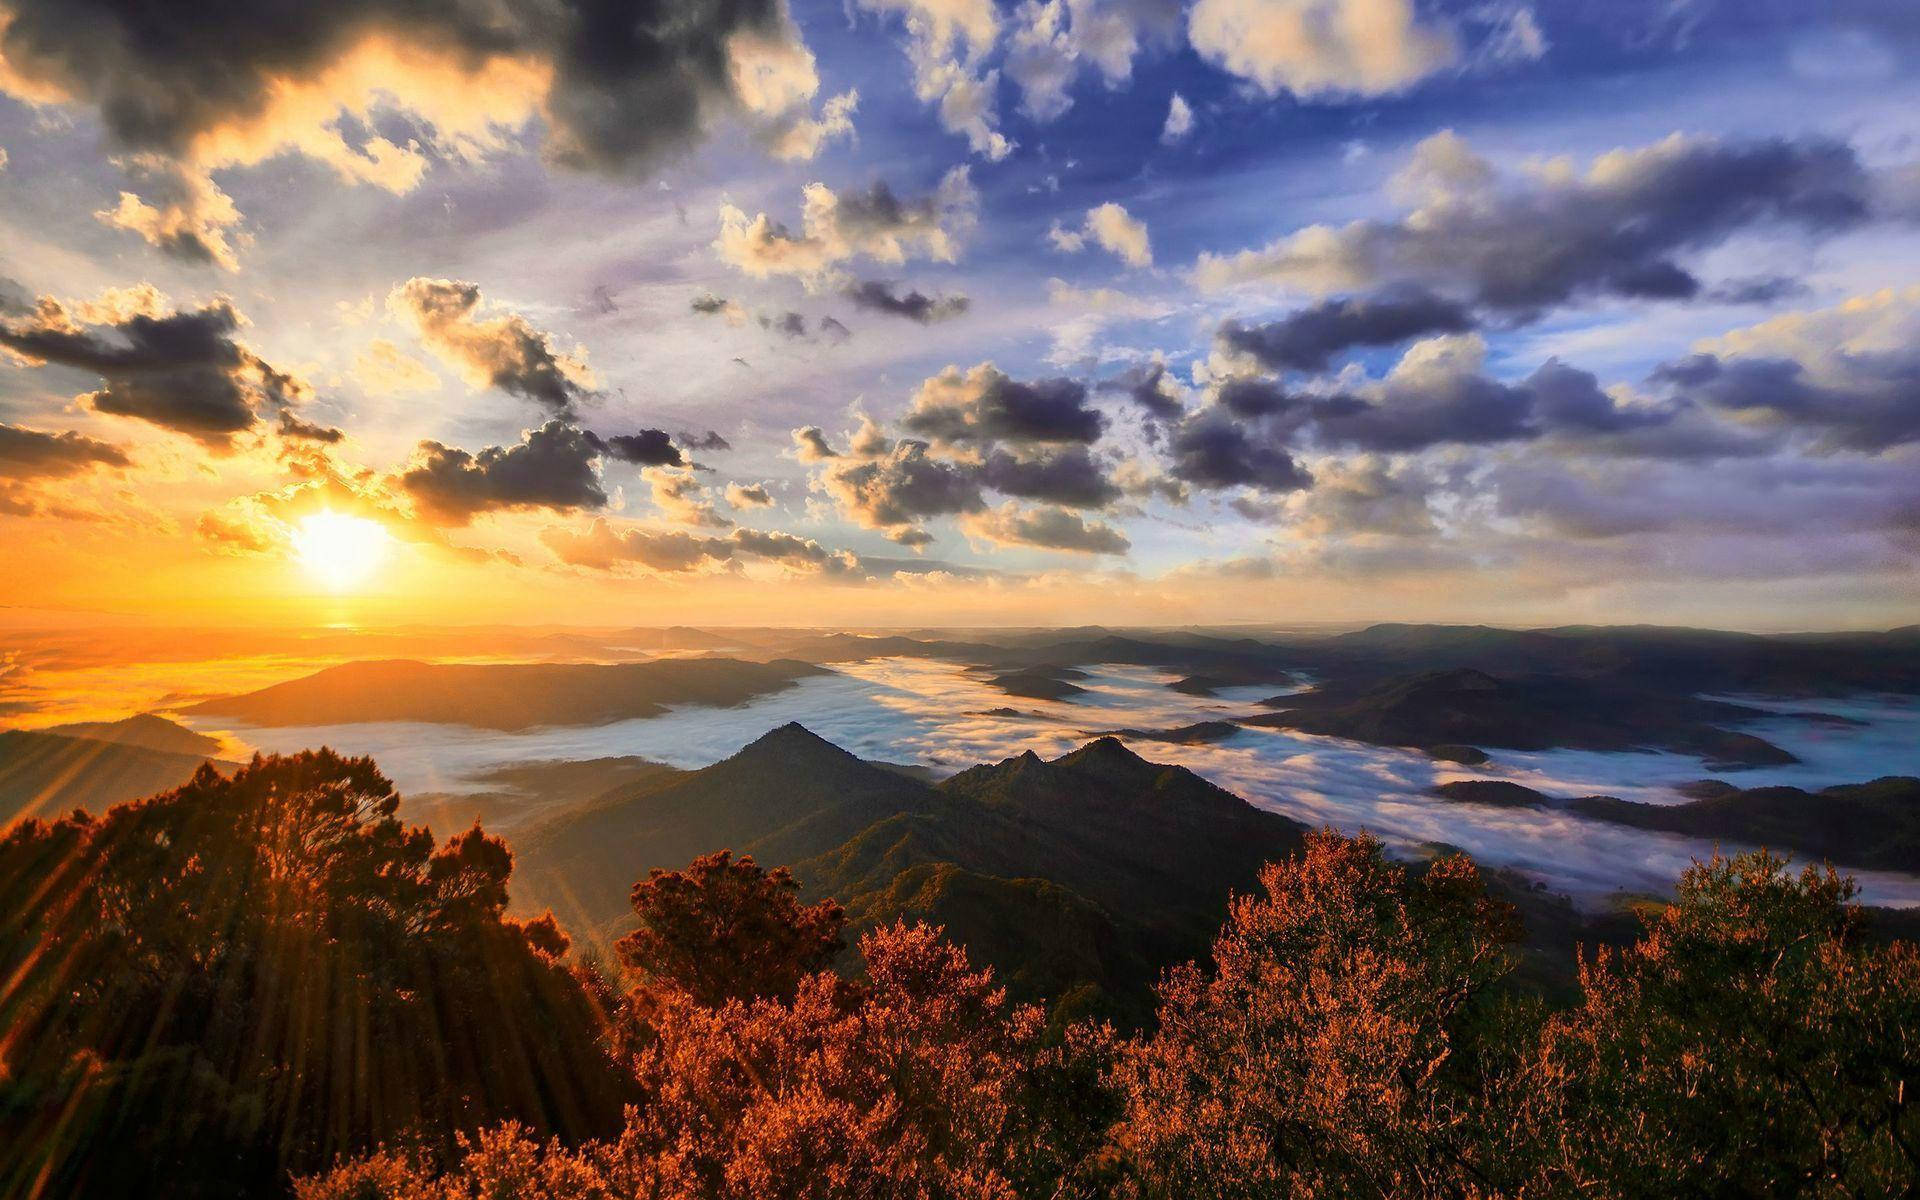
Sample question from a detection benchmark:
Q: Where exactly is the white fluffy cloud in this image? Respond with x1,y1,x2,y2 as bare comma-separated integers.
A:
1186,0,1458,99
1048,202,1152,267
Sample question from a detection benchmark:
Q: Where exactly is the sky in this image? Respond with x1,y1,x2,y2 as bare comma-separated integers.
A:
0,0,1917,630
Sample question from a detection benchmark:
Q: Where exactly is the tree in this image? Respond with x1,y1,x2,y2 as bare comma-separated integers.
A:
0,751,628,1200
1114,831,1521,1199
1509,850,1920,1197
618,849,847,1008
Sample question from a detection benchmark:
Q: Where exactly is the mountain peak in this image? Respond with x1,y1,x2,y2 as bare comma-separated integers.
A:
1058,735,1148,771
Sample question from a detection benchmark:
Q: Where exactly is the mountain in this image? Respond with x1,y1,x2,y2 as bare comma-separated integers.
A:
1242,668,1800,770
1570,777,1920,874
40,713,222,757
513,726,1307,1018
0,729,233,825
516,723,941,934
186,657,828,730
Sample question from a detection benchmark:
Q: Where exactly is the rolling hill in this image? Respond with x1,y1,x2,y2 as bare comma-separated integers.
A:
186,657,829,730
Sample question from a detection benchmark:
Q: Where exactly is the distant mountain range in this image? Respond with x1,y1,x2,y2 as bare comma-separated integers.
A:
1239,668,1808,770
513,724,1306,1017
186,657,828,729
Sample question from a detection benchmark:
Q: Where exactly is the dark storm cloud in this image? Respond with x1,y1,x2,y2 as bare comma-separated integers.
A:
1219,288,1477,373
0,0,800,176
1100,362,1184,421
901,364,1105,446
398,419,606,524
1166,410,1313,493
1704,275,1811,306
0,423,130,479
588,428,683,467
391,278,590,414
0,296,309,445
980,447,1122,508
1201,132,1893,316
845,280,970,324
1653,349,1920,451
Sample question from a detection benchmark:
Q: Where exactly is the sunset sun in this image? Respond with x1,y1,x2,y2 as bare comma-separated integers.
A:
291,511,391,591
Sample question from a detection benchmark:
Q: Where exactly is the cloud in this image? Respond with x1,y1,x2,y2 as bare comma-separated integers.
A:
1004,0,1175,123
1100,361,1186,421
679,429,733,452
846,280,971,323
1166,407,1313,492
0,422,130,515
856,0,1012,159
1049,202,1152,267
960,501,1130,554
980,446,1122,507
900,362,1106,446
1194,131,1892,315
389,278,592,413
397,420,606,524
0,0,850,263
1653,286,1920,451
0,423,130,480
589,429,683,467
645,467,732,527
0,288,312,446
1280,455,1437,537
691,293,749,325
94,157,244,270
1217,286,1476,372
791,426,841,461
726,482,775,508
1186,0,1458,98
818,438,985,532
1160,92,1193,143
716,167,979,288
542,518,862,576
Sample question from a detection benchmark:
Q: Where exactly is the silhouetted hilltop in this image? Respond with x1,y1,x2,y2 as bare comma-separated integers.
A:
517,722,941,932
0,729,233,824
186,657,827,730
1243,668,1800,770
1570,777,1920,873
40,712,222,757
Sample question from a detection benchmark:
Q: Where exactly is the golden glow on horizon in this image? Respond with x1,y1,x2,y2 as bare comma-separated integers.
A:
292,511,392,592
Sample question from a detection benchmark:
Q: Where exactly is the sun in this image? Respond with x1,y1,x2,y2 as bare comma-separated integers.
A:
292,511,392,592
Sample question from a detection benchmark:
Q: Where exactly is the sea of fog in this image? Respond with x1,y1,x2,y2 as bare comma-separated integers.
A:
187,657,1920,908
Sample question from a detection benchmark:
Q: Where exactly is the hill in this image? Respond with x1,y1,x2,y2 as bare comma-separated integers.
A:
1570,777,1920,874
0,729,233,825
186,657,828,730
1242,668,1799,770
39,712,223,757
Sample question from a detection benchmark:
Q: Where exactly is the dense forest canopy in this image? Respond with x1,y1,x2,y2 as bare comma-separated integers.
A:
0,748,1915,1198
